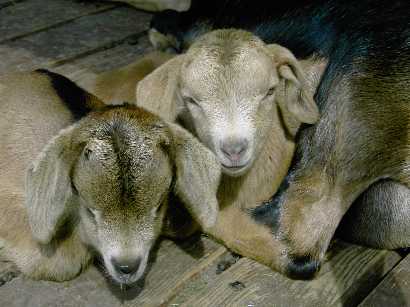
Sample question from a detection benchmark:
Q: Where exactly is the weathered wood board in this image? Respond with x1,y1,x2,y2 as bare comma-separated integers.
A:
0,6,150,72
168,241,402,307
54,35,153,81
0,0,115,43
0,237,225,307
359,254,410,307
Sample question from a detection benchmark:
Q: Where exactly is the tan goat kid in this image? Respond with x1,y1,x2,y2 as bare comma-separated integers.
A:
134,29,323,275
0,71,220,284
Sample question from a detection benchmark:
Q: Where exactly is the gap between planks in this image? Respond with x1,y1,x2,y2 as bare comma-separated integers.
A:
158,246,228,307
358,252,410,306
0,4,118,44
48,30,148,69
167,241,403,307
0,7,152,72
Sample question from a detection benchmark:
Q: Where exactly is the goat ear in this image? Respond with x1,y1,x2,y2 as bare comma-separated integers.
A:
136,55,185,122
167,123,221,231
25,125,81,244
267,44,319,125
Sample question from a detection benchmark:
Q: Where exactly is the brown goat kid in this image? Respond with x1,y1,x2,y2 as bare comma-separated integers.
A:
0,71,220,284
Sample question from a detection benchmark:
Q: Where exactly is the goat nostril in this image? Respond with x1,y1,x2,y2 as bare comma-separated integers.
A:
111,257,141,275
220,139,249,161
220,145,230,157
286,256,321,280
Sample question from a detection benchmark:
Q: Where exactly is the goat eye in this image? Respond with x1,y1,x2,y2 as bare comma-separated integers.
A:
155,201,166,215
265,87,276,98
155,205,161,215
84,148,92,160
184,96,199,107
71,181,79,195
86,208,97,220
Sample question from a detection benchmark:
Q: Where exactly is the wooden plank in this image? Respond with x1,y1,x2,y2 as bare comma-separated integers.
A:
0,7,151,72
359,254,410,307
0,0,116,43
53,35,154,82
131,237,226,306
0,237,224,307
168,241,402,307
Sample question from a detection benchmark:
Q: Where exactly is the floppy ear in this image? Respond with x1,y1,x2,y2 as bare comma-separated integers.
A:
167,123,221,231
267,44,319,125
136,55,185,121
25,125,81,244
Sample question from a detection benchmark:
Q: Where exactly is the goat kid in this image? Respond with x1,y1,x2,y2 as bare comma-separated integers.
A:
0,71,220,284
136,29,323,276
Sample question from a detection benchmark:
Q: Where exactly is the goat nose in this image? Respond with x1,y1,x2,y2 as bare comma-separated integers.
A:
111,257,141,275
220,138,249,161
286,256,321,280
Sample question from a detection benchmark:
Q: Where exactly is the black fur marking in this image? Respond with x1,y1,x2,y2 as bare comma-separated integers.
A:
249,195,281,233
109,120,135,204
151,0,410,57
36,69,92,120
249,166,293,232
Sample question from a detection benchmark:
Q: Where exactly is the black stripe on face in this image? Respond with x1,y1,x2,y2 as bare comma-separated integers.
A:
249,174,290,233
36,69,92,120
249,198,281,233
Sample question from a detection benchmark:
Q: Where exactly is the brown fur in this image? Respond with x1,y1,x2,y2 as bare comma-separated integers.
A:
78,52,174,104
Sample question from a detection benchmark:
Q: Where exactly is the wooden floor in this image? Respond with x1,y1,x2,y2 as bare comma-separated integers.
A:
0,1,409,306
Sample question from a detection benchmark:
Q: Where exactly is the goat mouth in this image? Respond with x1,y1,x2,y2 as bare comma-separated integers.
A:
221,162,250,175
222,164,247,170
111,271,143,286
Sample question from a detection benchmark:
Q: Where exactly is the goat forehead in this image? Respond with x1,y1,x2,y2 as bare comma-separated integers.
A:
94,169,169,215
101,120,162,167
112,141,168,189
90,136,155,173
101,167,170,218
88,137,169,199
184,49,273,98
